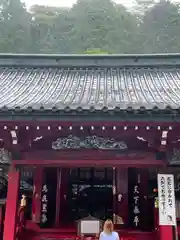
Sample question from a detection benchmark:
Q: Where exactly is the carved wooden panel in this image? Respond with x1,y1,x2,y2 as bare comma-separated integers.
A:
52,135,127,150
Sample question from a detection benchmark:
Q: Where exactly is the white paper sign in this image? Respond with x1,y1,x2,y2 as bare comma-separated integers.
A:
81,220,100,234
158,174,176,226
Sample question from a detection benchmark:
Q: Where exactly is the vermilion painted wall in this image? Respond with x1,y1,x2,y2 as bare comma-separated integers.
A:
159,226,173,240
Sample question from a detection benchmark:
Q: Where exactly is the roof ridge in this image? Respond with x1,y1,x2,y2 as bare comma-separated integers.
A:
1,53,180,57
0,53,180,68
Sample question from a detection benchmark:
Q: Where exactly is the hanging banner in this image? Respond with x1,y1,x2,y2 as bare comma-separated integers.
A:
133,183,140,227
128,169,141,228
131,172,141,228
40,168,57,228
157,174,176,226
40,184,48,226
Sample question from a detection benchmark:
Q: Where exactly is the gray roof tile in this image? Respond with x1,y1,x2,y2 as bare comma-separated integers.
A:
0,67,180,110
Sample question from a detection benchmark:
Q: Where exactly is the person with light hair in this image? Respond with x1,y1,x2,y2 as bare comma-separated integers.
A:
99,220,120,240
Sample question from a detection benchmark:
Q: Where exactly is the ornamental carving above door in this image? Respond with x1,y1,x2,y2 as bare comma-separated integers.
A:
52,135,127,150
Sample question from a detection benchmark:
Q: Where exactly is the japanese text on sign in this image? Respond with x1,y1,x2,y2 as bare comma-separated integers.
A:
133,180,140,227
158,174,176,226
41,184,48,224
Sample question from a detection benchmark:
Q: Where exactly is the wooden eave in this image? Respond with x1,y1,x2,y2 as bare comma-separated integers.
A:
0,107,179,122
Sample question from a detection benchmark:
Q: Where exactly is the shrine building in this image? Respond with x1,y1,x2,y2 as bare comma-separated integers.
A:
0,54,180,240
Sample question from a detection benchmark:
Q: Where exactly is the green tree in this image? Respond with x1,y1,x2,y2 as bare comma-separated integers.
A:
0,0,32,52
68,0,138,53
0,0,179,54
139,0,180,53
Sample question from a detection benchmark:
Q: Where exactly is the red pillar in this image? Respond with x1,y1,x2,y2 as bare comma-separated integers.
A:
55,168,61,226
0,205,2,225
32,166,43,223
59,168,70,226
0,205,3,238
159,226,173,240
116,168,128,226
3,169,20,240
139,169,149,230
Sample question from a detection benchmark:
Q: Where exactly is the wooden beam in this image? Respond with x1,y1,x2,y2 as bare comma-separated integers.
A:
19,149,156,160
13,159,165,167
0,121,177,127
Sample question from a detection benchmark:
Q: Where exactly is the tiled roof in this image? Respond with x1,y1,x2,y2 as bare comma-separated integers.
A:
1,66,180,110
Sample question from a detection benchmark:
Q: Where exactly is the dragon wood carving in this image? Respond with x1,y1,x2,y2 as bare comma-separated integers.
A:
52,135,127,150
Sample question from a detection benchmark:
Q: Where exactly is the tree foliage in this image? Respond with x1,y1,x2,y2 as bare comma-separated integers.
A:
0,0,180,53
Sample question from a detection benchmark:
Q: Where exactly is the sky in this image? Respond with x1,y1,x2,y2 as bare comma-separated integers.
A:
24,0,136,8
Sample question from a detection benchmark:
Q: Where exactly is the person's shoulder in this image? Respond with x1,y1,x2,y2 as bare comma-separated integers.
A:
113,231,119,236
100,231,107,238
